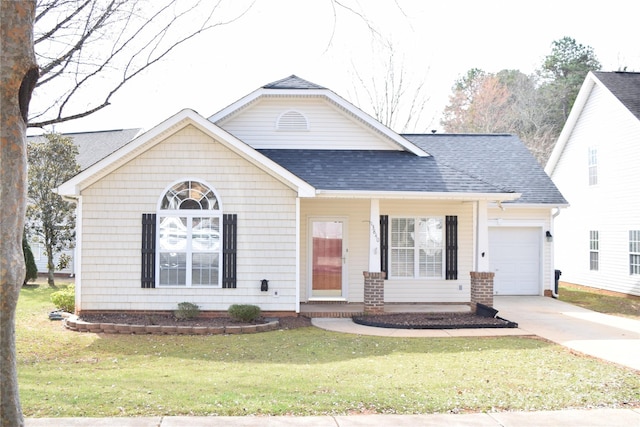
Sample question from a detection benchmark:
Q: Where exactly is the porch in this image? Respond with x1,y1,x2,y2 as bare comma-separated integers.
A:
299,302,472,318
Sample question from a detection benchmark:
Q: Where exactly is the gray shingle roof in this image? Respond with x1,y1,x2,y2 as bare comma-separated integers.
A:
593,71,640,121
259,134,566,204
28,128,141,171
263,75,326,90
404,134,567,205
259,149,512,195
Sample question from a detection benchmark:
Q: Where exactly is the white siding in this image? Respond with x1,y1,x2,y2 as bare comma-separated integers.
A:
79,125,299,312
217,97,399,151
552,84,640,295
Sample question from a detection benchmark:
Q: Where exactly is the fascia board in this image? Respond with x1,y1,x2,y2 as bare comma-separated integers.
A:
545,73,596,175
57,109,316,198
313,190,522,201
208,87,430,158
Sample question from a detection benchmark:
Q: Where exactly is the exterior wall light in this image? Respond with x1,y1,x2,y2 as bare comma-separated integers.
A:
546,231,553,242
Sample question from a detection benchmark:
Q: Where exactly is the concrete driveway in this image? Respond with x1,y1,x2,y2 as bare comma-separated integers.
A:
494,296,640,371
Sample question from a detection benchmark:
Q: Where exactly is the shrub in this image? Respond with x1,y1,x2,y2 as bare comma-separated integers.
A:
228,304,261,322
174,302,200,320
51,286,75,313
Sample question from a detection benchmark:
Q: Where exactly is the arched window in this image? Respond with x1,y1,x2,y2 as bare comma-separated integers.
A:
157,180,222,287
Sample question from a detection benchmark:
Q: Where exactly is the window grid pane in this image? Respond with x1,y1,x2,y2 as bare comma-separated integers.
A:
391,217,443,279
630,231,640,275
589,230,599,271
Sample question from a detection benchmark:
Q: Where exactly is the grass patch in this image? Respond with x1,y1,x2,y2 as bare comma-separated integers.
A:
559,283,640,320
17,286,640,417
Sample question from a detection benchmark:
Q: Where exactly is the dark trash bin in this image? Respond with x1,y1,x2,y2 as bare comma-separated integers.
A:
554,269,562,298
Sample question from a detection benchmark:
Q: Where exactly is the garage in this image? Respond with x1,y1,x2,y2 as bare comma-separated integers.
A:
489,227,541,295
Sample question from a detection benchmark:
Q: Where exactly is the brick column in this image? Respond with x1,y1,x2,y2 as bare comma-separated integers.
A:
363,271,385,315
470,271,494,312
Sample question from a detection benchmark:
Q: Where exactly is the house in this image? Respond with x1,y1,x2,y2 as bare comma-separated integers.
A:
57,75,566,316
545,71,640,296
27,128,142,276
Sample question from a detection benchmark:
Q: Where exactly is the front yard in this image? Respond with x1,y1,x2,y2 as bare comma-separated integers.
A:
17,285,640,417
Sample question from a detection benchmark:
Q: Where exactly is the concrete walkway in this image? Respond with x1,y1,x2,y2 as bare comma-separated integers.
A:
26,297,640,426
313,296,640,371
24,408,640,426
494,296,640,371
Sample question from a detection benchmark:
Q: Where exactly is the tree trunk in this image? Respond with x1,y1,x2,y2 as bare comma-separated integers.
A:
1,1,38,426
46,243,56,288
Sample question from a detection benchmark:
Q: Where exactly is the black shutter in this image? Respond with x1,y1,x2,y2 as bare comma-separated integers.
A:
445,215,458,280
380,215,389,276
222,214,237,288
141,213,156,288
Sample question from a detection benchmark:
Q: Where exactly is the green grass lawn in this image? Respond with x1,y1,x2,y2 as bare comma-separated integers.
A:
18,285,640,417
559,283,640,320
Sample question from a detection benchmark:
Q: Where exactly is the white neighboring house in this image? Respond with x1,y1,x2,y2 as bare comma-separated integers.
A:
546,71,640,296
56,75,567,316
27,128,142,277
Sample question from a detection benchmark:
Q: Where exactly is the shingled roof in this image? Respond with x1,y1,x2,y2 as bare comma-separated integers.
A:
405,134,567,205
593,71,640,120
28,128,141,171
260,134,567,205
263,74,326,90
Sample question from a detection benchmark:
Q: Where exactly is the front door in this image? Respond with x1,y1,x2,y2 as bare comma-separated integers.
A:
310,220,346,298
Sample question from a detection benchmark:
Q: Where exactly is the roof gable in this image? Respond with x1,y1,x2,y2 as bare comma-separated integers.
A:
208,75,429,157
546,71,640,174
592,71,640,121
57,109,315,198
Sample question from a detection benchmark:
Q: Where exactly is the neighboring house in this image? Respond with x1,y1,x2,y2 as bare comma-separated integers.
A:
57,75,566,315
27,128,142,276
546,71,640,296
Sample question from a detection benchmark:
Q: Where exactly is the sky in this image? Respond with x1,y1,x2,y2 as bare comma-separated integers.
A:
37,0,640,135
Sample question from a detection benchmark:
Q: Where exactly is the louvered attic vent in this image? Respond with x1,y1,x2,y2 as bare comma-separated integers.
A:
276,110,309,131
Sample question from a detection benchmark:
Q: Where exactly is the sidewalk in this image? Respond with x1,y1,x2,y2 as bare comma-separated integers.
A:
25,408,640,426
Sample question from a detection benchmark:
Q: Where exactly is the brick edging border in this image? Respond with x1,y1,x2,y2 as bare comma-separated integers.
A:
63,315,280,335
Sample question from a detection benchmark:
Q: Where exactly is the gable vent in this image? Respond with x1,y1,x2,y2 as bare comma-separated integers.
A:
276,110,309,131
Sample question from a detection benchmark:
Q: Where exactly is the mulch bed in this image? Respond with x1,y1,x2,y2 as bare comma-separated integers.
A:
79,313,312,330
352,312,518,329
79,312,516,330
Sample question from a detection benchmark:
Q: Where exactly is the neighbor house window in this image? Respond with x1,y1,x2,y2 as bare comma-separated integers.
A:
157,180,222,287
390,217,443,278
630,230,640,275
588,147,598,186
589,230,599,271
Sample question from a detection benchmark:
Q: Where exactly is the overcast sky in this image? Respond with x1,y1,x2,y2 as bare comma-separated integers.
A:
40,0,640,135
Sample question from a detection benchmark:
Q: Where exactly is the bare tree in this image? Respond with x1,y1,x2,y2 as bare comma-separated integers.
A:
29,0,255,128
350,42,431,133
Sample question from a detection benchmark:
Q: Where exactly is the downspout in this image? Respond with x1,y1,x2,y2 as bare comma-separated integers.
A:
551,207,561,298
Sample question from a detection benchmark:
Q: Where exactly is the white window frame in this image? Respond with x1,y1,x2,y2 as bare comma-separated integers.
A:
630,230,640,275
156,179,223,288
389,216,444,279
588,146,598,186
589,230,599,271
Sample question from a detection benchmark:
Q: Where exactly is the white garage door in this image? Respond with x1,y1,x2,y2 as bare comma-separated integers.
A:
489,227,541,295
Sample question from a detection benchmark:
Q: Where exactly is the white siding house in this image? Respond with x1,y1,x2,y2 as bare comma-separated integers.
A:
546,71,640,296
58,75,567,315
